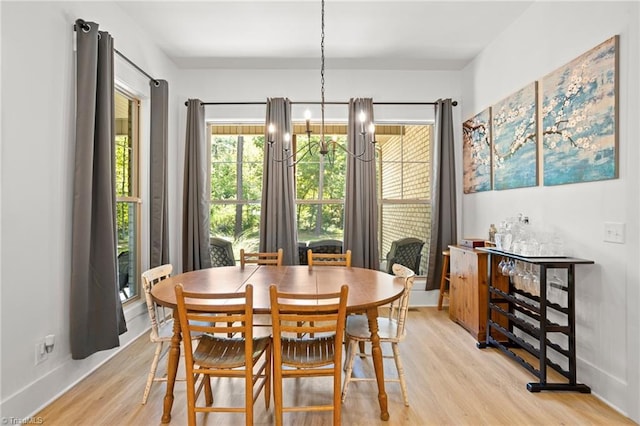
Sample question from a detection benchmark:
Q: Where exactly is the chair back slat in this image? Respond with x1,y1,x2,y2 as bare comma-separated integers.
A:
240,248,283,267
307,249,352,268
177,287,253,342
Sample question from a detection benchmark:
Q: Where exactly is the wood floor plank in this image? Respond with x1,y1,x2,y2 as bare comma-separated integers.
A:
35,307,636,425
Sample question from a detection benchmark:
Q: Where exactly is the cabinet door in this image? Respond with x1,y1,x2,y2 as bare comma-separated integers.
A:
449,247,468,326
465,251,482,336
449,246,488,341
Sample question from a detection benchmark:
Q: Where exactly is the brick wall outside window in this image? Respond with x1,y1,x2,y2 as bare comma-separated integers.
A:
379,125,431,275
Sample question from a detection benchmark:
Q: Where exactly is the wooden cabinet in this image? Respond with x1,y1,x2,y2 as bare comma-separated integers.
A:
448,245,488,341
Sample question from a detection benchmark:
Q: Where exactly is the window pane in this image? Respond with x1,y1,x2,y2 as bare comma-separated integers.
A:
296,203,344,241
239,203,261,253
210,203,237,238
242,136,264,201
116,201,138,299
403,125,430,162
296,159,320,200
210,203,261,254
382,161,402,199
211,136,238,200
323,141,346,200
115,90,139,303
403,162,428,199
115,136,133,197
378,124,431,273
321,204,344,239
297,204,318,240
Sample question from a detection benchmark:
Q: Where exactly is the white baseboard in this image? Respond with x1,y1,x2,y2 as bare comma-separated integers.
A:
409,285,444,307
407,276,444,307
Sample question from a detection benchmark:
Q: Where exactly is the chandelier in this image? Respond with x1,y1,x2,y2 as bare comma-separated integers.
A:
268,0,377,166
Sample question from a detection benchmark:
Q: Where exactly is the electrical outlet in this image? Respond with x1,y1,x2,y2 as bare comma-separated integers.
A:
35,341,48,365
604,222,625,244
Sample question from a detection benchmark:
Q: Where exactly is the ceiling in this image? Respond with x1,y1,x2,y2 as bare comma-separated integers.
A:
115,0,534,70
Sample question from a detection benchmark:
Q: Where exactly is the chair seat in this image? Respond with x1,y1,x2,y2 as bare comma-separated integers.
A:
345,314,402,342
194,334,271,369
281,335,337,367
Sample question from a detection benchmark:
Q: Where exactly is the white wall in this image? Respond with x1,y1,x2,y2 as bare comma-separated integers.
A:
460,1,639,421
0,1,179,419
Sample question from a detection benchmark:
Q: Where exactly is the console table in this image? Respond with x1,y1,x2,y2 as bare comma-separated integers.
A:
477,247,594,393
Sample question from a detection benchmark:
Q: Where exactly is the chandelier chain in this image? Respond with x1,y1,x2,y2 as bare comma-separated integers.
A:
320,0,325,141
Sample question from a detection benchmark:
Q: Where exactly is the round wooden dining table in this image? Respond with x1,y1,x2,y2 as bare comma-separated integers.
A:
151,264,405,422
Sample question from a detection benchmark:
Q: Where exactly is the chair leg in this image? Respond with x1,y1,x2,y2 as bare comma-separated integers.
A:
343,338,351,371
264,344,272,410
333,357,342,426
186,373,197,426
142,341,163,404
203,374,213,406
358,341,366,358
341,339,357,402
246,372,253,426
391,342,409,407
273,356,283,426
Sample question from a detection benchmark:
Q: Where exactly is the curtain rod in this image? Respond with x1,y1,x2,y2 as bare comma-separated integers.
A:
74,19,160,87
185,100,457,107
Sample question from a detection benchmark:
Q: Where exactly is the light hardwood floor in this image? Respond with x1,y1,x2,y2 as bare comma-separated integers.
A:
36,307,636,425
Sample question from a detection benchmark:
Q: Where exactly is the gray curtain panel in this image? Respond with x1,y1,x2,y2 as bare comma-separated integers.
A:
344,98,379,269
260,98,299,265
150,80,170,268
182,99,212,271
70,20,126,360
426,99,458,290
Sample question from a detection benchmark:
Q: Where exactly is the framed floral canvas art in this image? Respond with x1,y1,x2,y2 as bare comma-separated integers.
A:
492,82,538,190
463,108,492,193
542,36,618,186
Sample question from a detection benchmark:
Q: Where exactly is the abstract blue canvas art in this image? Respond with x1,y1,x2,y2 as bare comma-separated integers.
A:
542,36,618,186
492,82,538,190
463,107,492,193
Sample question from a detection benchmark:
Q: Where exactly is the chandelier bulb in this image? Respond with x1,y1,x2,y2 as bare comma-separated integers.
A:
283,132,291,151
359,111,366,123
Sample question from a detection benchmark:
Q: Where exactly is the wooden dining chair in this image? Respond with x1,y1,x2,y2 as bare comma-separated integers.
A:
269,284,349,426
341,263,416,407
141,264,181,404
174,283,271,426
239,248,283,268
307,249,352,268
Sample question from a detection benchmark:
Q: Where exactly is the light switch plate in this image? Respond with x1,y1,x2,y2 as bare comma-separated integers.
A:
604,222,625,244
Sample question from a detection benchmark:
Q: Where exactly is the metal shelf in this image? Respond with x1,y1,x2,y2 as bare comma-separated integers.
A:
478,248,593,393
